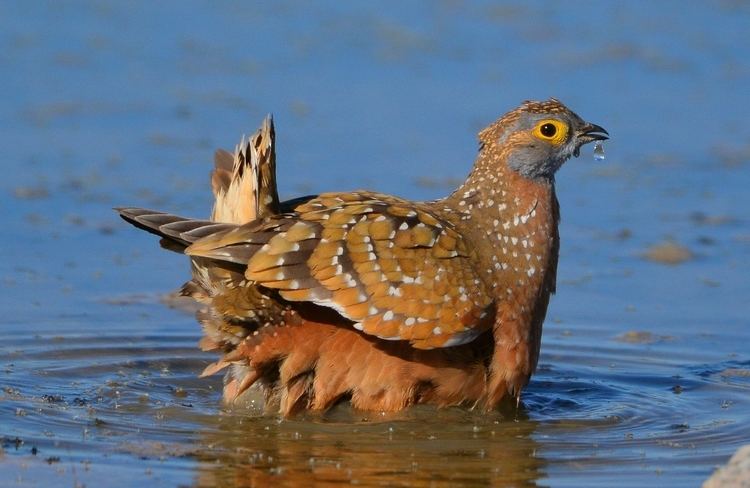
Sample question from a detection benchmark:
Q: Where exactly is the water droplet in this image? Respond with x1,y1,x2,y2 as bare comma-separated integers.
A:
593,141,605,161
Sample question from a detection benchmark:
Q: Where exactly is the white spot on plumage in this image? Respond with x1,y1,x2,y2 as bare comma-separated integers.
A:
432,326,442,335
399,222,409,230
383,310,394,321
405,317,415,326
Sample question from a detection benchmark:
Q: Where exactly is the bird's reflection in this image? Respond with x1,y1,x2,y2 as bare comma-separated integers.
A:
190,402,544,487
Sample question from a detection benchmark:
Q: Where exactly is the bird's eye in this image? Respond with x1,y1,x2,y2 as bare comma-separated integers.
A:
532,119,568,145
540,123,556,137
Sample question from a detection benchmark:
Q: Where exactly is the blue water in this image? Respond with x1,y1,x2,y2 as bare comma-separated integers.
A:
1,1,749,486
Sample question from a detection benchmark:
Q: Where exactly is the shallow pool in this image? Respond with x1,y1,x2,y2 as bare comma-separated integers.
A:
2,2,749,486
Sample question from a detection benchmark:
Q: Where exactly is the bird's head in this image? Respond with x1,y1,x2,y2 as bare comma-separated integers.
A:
479,98,608,180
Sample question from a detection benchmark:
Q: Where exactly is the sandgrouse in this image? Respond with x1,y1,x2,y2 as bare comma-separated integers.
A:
117,99,607,416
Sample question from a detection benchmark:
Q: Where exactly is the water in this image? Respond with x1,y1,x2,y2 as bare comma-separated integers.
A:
2,1,749,486
593,142,605,161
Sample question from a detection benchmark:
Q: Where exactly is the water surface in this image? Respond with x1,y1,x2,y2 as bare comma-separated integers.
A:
2,1,749,486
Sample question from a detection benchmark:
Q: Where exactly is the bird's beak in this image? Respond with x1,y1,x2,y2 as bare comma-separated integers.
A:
577,122,609,142
573,122,609,157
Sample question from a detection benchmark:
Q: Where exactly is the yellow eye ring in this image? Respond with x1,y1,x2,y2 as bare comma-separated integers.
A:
532,119,569,146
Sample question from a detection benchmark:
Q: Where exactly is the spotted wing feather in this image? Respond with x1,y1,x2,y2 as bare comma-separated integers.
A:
187,191,494,349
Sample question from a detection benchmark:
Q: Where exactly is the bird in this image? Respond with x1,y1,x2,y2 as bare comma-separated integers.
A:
117,99,607,416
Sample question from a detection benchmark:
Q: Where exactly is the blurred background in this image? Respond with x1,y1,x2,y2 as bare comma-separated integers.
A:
1,1,749,487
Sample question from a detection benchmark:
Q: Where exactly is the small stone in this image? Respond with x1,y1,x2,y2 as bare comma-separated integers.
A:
642,240,693,265
703,444,750,488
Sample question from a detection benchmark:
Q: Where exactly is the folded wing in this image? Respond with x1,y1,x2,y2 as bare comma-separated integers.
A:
186,191,494,349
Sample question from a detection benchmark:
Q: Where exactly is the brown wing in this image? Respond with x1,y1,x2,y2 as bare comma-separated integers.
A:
186,191,494,349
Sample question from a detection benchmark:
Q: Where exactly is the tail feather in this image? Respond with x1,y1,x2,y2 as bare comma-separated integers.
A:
211,149,234,196
116,207,235,249
254,116,280,217
211,115,279,225
118,115,281,250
